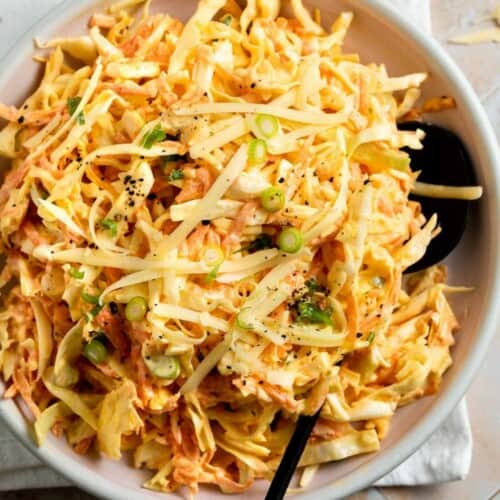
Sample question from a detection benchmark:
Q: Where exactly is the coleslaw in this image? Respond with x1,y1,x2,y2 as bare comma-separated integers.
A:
0,0,482,495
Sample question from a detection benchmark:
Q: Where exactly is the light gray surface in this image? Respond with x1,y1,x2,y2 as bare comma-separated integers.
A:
0,0,498,499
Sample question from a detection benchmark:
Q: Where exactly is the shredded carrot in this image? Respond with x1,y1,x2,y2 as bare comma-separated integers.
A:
222,201,258,250
95,309,130,355
74,436,94,454
0,160,31,205
175,167,214,203
12,369,41,418
103,266,123,284
186,224,210,258
85,165,118,196
130,343,153,406
120,19,155,57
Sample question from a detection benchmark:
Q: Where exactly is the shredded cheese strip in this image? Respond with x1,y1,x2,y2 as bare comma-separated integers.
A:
153,304,229,331
189,117,249,158
173,100,354,125
412,181,483,200
180,334,232,394
83,143,183,163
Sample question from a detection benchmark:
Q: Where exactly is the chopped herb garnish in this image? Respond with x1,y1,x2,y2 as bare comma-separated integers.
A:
101,218,118,236
237,233,274,253
296,302,333,326
367,331,376,344
141,123,166,149
222,14,233,25
168,168,184,181
81,291,100,305
67,96,85,125
69,267,84,279
305,278,326,294
161,154,186,170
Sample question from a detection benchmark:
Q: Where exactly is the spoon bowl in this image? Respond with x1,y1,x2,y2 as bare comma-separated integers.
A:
400,122,477,273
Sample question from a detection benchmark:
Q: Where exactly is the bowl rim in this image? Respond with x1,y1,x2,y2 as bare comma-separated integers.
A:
0,1,499,499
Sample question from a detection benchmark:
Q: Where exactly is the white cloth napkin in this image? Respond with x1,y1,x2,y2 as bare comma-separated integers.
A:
0,0,472,493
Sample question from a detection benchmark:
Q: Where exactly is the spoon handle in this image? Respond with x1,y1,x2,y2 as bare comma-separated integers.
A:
265,409,322,500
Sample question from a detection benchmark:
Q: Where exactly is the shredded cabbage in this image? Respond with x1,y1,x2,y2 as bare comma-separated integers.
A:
30,300,53,378
34,402,72,445
97,380,143,459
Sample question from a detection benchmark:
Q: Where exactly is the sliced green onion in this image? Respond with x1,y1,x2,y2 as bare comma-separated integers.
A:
261,186,285,213
83,339,108,364
203,247,225,283
100,218,118,236
367,331,376,344
144,354,180,379
204,264,221,284
67,96,85,125
69,267,84,279
81,291,100,305
221,14,233,25
141,123,166,149
90,304,102,316
82,290,103,320
125,296,148,321
236,307,254,330
84,304,103,322
255,114,279,138
168,168,184,181
277,227,303,253
203,246,225,267
296,302,333,326
248,138,267,165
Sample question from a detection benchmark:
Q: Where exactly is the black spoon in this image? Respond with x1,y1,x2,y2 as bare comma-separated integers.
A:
265,122,478,500
400,122,476,273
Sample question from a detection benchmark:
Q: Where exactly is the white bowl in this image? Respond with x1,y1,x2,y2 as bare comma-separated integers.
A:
0,1,499,499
